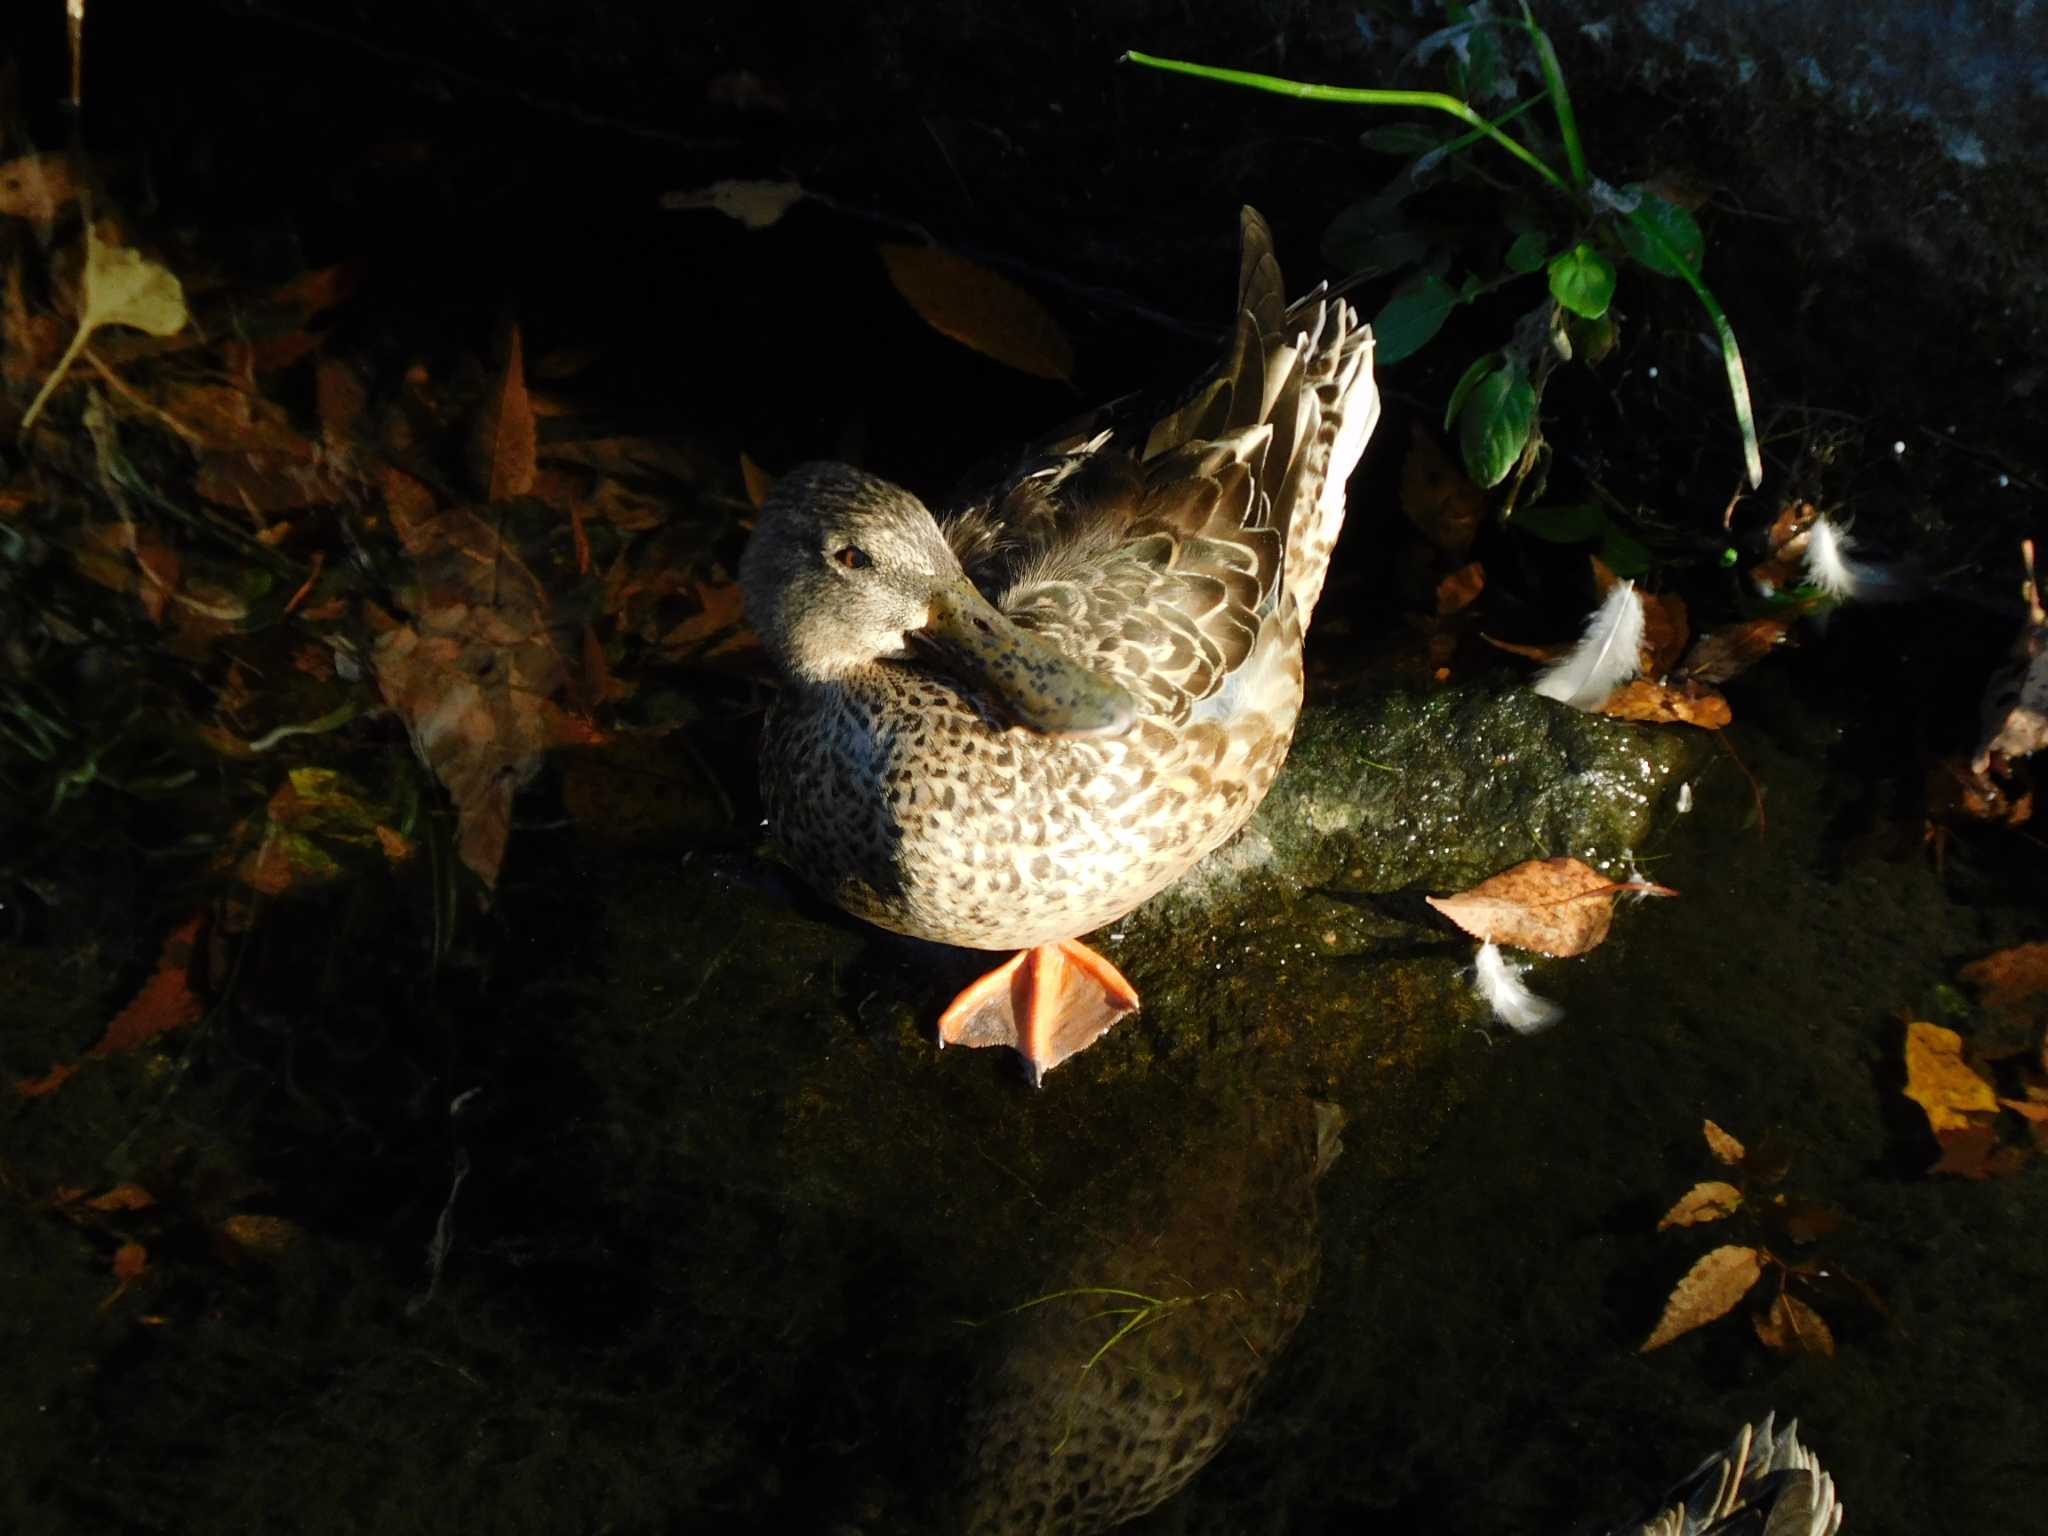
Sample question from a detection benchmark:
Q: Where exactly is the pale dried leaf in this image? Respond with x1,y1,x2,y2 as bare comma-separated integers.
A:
1641,1244,1763,1351
21,224,190,432
1426,856,1676,958
880,243,1074,382
661,177,806,230
1657,1180,1743,1229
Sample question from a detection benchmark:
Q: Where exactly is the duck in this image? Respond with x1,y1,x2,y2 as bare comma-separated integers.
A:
739,207,1379,1083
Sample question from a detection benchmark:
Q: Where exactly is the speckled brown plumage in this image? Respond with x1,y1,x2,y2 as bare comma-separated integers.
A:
743,209,1380,967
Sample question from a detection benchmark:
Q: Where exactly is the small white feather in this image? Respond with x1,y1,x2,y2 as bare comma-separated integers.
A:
1533,580,1644,709
1805,516,1906,601
1473,941,1564,1034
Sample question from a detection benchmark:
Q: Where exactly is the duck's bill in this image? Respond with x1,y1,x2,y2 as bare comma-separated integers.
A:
918,580,1136,737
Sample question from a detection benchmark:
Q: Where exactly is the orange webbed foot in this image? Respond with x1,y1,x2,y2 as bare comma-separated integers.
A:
936,939,1140,1086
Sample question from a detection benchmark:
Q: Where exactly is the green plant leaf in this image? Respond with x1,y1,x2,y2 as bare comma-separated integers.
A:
1457,361,1536,487
1615,189,1704,277
1547,243,1616,318
1505,229,1549,273
1511,501,1605,542
1323,192,1431,276
1599,524,1652,578
1371,273,1455,365
1360,123,1447,155
1443,352,1500,430
1566,309,1619,366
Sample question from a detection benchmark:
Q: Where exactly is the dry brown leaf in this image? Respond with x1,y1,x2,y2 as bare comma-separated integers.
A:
1959,942,2048,1032
1435,562,1485,617
216,1213,304,1262
101,1240,151,1309
1399,423,1484,557
1641,1244,1763,1351
1703,1119,1746,1165
1480,632,1564,665
1637,589,1690,675
370,499,595,889
1753,1290,1835,1357
1656,1180,1742,1229
880,243,1074,383
86,1184,157,1213
1426,856,1676,957
1597,678,1731,728
0,152,82,223
740,452,775,511
1677,617,1792,686
470,321,537,502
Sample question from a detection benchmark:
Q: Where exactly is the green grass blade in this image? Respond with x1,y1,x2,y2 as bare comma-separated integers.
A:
1519,3,1588,187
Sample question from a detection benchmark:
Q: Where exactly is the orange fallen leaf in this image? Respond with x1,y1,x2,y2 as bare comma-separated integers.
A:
1753,1290,1834,1357
1702,1119,1746,1165
91,914,206,1058
469,320,537,502
86,1184,157,1213
1597,678,1731,728
1427,856,1677,958
101,1241,152,1310
1636,588,1690,675
1642,1244,1763,1351
880,243,1074,382
216,1213,304,1262
1657,1180,1742,1229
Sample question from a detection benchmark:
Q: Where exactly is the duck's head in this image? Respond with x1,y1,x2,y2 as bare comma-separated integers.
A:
741,462,1134,736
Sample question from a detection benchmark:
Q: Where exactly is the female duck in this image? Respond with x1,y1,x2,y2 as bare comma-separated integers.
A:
740,209,1378,1083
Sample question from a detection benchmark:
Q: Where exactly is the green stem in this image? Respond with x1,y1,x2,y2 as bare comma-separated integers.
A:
1122,52,1570,194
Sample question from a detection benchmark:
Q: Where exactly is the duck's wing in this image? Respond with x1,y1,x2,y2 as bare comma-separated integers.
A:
947,208,1378,726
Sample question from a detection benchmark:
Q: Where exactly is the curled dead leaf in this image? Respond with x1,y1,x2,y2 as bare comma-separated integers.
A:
1677,617,1792,686
1657,1180,1742,1229
880,243,1074,383
1598,678,1732,728
1641,1244,1763,1351
1426,856,1677,958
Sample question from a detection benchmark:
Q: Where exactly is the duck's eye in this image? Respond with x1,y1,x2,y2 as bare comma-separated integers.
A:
833,545,872,570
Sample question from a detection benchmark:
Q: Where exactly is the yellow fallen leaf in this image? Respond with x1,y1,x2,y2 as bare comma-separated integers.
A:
1641,1244,1763,1351
1903,1020,2000,1132
22,222,189,432
880,243,1074,382
1656,1180,1742,1229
